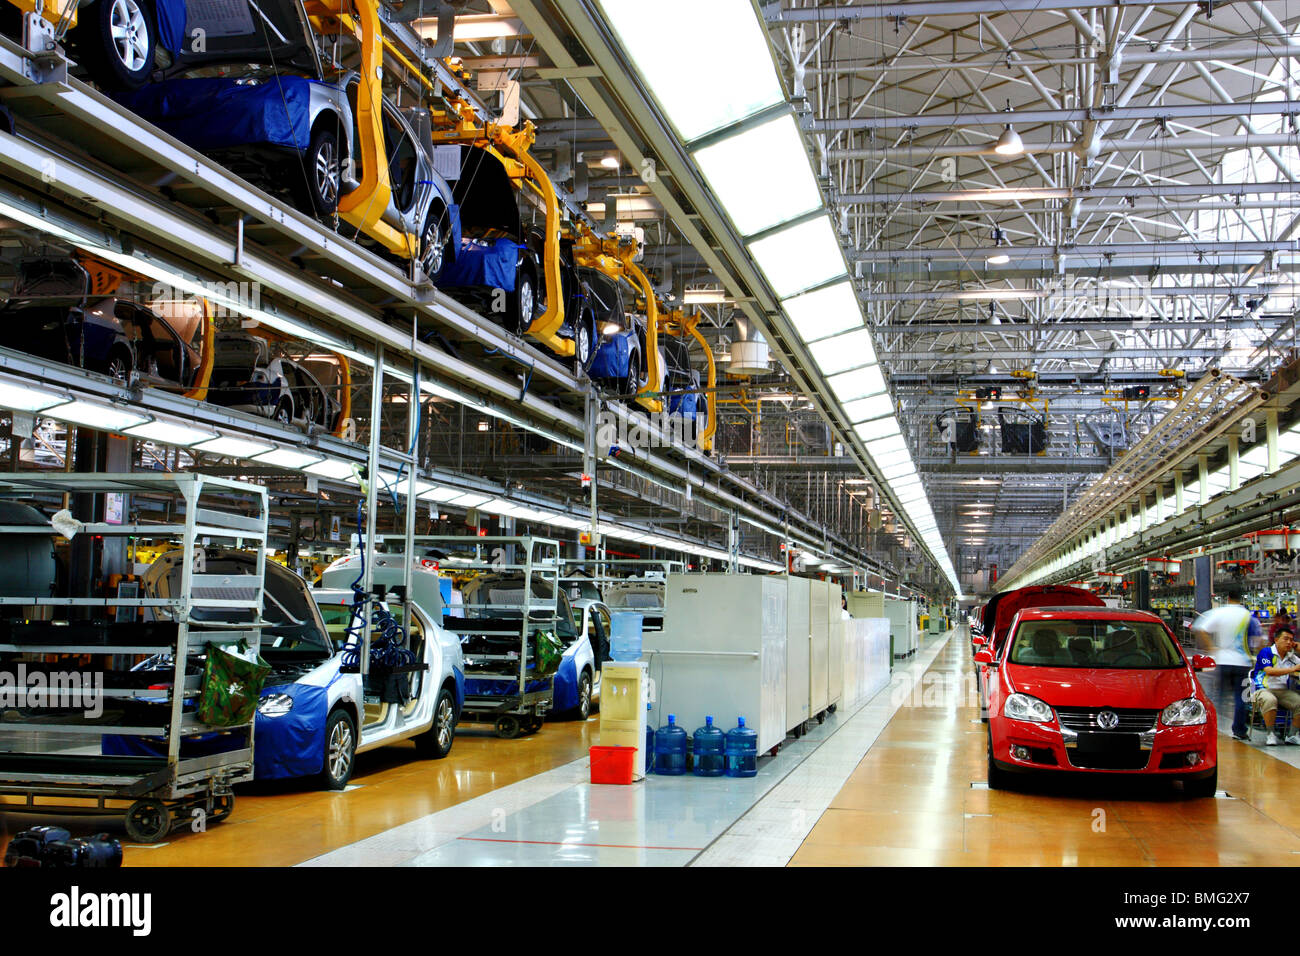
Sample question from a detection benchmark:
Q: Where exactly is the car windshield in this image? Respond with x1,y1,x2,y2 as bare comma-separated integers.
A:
1008,619,1184,669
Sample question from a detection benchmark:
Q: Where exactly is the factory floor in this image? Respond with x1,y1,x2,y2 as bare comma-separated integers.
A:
5,630,1300,866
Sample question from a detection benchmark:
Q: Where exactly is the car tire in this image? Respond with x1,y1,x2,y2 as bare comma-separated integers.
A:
572,670,592,720
302,124,342,221
1184,766,1217,798
418,205,447,281
574,310,596,376
74,0,157,91
511,266,538,336
318,708,357,790
413,687,457,759
273,397,293,426
619,346,641,398
105,347,133,382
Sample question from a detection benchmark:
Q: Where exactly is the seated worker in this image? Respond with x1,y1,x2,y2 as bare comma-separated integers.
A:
1252,627,1300,745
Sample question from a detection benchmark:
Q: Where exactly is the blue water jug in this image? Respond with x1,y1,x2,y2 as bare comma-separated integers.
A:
693,716,725,777
609,612,644,661
654,714,687,775
725,717,758,778
644,703,655,775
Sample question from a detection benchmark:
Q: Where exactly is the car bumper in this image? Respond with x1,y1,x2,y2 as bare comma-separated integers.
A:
990,718,1217,776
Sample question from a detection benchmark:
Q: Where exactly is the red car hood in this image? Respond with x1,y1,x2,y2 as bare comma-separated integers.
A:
1007,665,1197,710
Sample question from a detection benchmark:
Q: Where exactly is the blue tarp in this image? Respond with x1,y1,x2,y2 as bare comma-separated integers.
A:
668,391,698,419
102,730,244,759
113,75,317,151
155,0,187,54
465,677,549,697
590,330,635,380
551,656,578,712
252,682,330,780
438,238,520,292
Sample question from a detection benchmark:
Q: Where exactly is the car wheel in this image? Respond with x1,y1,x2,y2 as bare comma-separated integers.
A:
1185,766,1217,798
105,348,132,382
575,310,598,375
419,208,445,281
574,671,592,720
413,687,457,759
620,347,640,397
318,709,356,790
75,0,156,91
512,267,537,336
273,397,293,425
303,125,342,220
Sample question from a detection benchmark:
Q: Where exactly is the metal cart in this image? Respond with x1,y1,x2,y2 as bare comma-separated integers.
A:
0,473,268,843
419,535,562,738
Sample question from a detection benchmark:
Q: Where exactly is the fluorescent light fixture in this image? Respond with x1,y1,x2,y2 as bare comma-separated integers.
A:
693,113,822,236
782,280,862,343
867,435,909,461
304,459,358,481
600,154,621,169
854,417,901,442
0,378,68,412
748,216,848,298
253,447,325,470
986,253,1011,265
45,400,148,432
193,435,275,459
682,289,728,305
417,486,465,503
598,0,784,142
452,493,491,509
414,14,523,42
124,420,218,446
811,331,879,376
828,365,886,404
481,498,522,516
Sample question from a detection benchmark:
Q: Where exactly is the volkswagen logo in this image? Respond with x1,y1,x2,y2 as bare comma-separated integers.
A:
1097,709,1120,730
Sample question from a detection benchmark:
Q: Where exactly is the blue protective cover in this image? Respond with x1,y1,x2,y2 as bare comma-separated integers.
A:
438,238,519,292
551,655,578,712
252,682,330,780
465,677,549,697
101,730,243,758
590,331,635,380
668,391,698,419
113,75,318,151
155,0,187,54
452,666,465,714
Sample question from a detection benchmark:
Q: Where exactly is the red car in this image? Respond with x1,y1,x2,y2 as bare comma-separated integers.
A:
973,585,1105,717
977,606,1218,795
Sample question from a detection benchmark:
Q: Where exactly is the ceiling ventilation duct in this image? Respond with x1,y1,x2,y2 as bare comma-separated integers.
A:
728,313,770,376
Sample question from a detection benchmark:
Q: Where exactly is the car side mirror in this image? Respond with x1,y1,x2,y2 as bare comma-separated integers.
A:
973,649,994,665
1191,654,1216,671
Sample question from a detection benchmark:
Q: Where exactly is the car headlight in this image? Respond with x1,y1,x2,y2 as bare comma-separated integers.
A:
1003,693,1053,723
258,693,294,717
1161,697,1206,726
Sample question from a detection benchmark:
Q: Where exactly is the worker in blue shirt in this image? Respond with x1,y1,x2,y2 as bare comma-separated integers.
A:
1252,627,1300,746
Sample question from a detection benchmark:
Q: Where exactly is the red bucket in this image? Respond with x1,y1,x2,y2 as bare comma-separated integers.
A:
589,745,636,785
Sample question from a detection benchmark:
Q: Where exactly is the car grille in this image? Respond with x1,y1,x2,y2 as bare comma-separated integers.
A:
1055,707,1156,732
1066,748,1151,771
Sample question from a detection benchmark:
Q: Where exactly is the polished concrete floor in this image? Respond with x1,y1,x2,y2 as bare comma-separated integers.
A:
790,634,1300,866
5,630,1300,866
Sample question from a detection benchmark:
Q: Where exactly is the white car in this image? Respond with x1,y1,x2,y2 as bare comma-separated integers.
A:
320,551,448,617
603,579,665,632
136,551,463,790
560,599,612,719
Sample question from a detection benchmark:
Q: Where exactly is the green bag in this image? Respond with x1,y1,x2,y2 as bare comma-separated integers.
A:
198,642,271,727
531,629,565,678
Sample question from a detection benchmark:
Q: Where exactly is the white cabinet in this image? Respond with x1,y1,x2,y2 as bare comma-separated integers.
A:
786,575,811,731
809,578,830,713
645,573,788,755
825,580,844,708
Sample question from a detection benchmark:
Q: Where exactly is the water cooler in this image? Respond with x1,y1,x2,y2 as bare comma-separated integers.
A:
599,661,652,779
